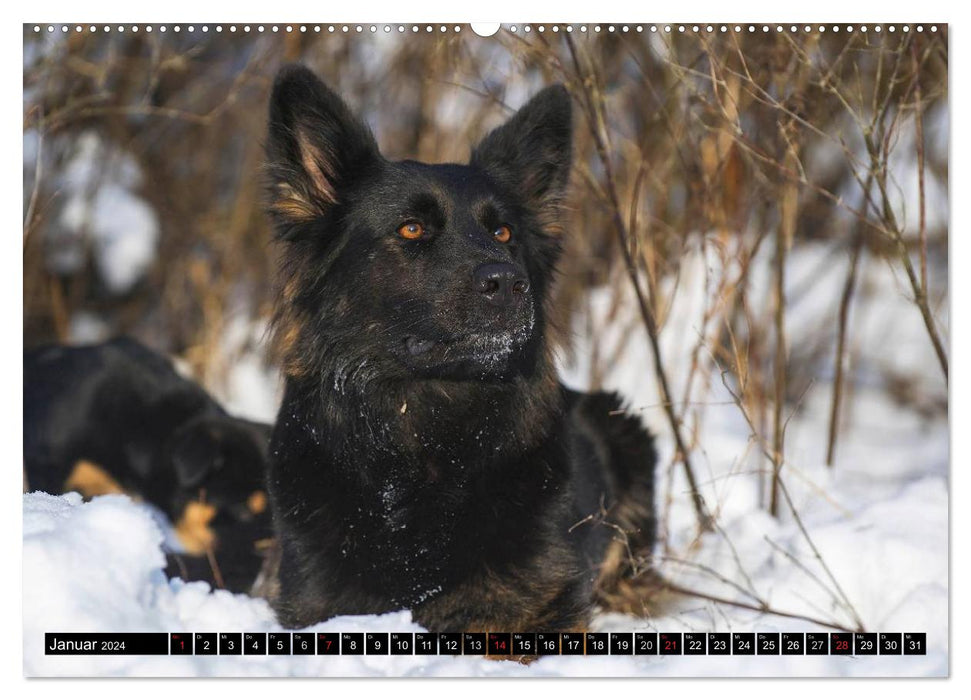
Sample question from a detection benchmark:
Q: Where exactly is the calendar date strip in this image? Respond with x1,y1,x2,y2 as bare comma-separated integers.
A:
45,631,927,656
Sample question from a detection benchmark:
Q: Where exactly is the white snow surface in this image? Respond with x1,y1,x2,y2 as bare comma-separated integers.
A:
23,243,948,677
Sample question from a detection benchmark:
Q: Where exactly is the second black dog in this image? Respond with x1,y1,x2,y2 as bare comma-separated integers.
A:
24,338,273,592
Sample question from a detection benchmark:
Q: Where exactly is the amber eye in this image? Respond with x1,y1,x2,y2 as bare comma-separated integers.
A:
493,225,512,243
397,221,425,240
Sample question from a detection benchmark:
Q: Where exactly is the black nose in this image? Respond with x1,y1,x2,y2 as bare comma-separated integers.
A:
473,262,530,306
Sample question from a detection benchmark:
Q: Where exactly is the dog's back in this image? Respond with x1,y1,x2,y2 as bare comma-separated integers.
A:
564,389,657,606
25,338,216,496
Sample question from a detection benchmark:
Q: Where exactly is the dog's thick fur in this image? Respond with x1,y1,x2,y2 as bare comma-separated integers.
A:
24,338,273,592
263,65,656,631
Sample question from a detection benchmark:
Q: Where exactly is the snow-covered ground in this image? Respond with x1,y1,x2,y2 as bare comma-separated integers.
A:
23,243,948,677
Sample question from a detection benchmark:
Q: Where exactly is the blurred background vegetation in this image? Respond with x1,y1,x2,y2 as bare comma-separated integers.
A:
23,24,948,529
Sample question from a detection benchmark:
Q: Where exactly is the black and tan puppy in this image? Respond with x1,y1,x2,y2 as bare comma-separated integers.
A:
24,338,272,591
263,65,657,631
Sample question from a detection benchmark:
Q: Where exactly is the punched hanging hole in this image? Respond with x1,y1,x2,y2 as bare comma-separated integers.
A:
470,23,501,37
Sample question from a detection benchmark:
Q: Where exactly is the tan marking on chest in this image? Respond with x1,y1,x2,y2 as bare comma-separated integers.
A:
63,460,125,498
175,501,218,555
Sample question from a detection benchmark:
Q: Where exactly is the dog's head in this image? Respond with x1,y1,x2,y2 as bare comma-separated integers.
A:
265,65,572,386
169,416,270,521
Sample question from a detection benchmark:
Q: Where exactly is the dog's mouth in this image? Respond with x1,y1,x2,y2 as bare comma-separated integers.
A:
404,328,528,355
399,328,533,378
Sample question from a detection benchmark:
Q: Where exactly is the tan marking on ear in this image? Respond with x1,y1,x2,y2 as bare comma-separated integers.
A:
270,185,320,223
64,461,125,498
297,130,338,206
174,501,218,555
247,490,268,515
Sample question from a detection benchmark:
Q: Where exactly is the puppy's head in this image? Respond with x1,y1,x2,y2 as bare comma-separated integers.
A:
169,416,270,523
265,65,572,386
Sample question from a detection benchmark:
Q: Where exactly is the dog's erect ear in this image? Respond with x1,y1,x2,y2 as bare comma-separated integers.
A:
470,85,573,224
266,65,380,230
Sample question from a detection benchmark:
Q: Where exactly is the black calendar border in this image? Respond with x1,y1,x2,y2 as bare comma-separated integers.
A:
43,631,927,656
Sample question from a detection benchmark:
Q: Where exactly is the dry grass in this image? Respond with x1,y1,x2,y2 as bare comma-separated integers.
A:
24,25,948,556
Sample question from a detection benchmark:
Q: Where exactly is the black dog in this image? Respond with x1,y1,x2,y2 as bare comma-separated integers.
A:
24,338,273,592
262,65,656,632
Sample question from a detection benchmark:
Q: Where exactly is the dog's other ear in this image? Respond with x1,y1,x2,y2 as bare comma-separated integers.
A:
266,65,380,231
470,85,573,227
170,422,223,489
